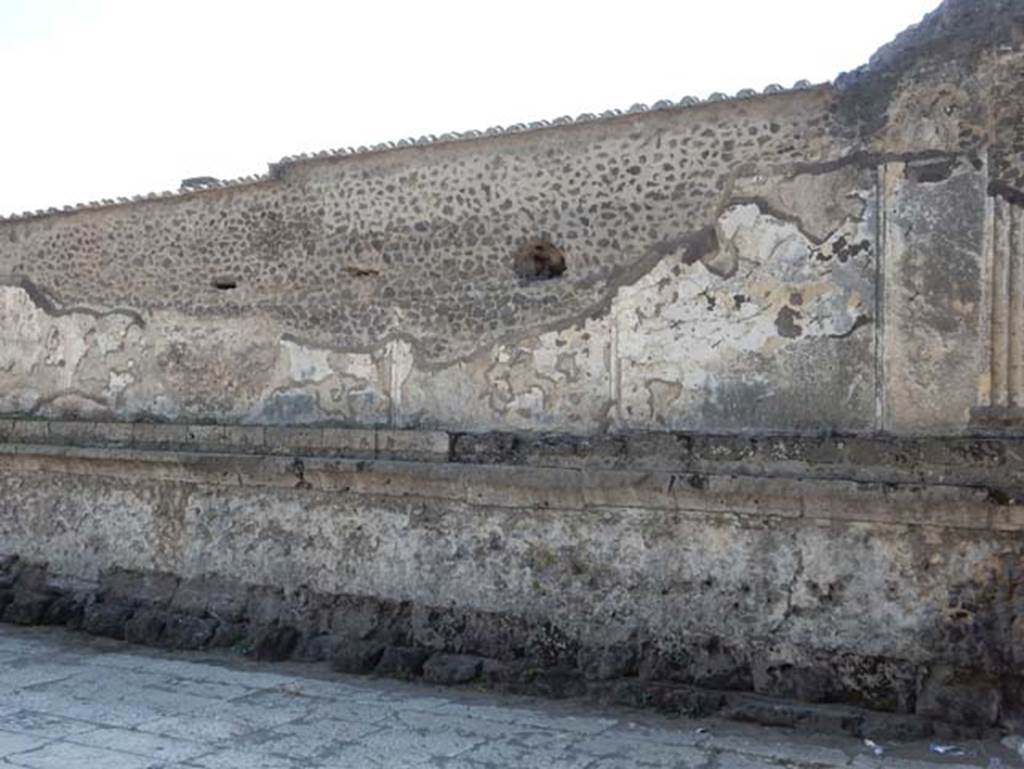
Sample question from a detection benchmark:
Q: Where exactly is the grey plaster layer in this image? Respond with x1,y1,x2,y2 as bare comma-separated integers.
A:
0,623,1016,769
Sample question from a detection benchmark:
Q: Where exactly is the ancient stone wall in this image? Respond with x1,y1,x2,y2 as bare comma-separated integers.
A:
1,0,1020,435
0,431,1021,733
1,0,1024,734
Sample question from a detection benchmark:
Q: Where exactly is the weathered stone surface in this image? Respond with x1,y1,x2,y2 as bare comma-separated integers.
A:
208,621,247,649
917,667,1003,727
0,0,1023,736
0,444,1022,724
124,609,166,646
40,595,84,628
81,602,134,639
422,653,484,685
2,591,55,626
375,646,429,679
2,1,1005,437
579,643,639,681
295,633,342,662
252,625,299,661
171,576,247,622
102,569,178,607
331,640,386,674
162,614,218,651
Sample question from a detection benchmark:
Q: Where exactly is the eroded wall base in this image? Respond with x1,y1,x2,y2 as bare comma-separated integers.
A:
0,426,1020,733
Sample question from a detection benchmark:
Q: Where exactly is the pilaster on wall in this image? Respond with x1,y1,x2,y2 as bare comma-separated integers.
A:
974,193,1024,428
880,158,989,435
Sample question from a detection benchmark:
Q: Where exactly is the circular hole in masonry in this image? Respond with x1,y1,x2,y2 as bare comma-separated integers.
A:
513,239,567,281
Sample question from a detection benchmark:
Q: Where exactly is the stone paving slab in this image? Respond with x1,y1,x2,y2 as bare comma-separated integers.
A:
0,625,1017,768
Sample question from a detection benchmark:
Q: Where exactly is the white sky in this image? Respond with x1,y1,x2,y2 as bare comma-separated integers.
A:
0,0,939,216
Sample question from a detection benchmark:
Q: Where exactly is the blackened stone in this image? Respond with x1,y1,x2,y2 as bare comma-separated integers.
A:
331,641,386,674
124,610,166,646
423,654,484,685
479,658,546,692
42,595,84,628
209,622,247,649
172,576,247,622
862,712,935,741
828,653,918,713
579,643,639,681
295,634,342,662
82,602,134,639
450,432,520,464
246,587,287,628
917,666,1002,727
2,591,55,625
647,683,727,718
592,679,657,709
0,590,14,618
752,662,829,703
102,569,178,608
524,667,586,699
638,646,691,683
12,565,49,592
162,614,218,650
479,658,580,697
253,625,299,661
375,646,429,679
329,597,385,642
689,645,753,692
523,622,580,667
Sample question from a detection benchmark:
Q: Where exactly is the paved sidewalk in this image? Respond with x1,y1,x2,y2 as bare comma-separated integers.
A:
0,625,1014,768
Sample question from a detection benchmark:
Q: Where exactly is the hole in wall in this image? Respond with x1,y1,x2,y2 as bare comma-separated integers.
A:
211,278,238,291
904,157,956,184
513,239,567,281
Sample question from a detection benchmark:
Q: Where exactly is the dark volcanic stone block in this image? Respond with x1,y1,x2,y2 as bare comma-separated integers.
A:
375,646,429,679
101,569,178,608
578,643,639,681
208,621,247,649
2,591,55,625
162,614,218,650
295,633,343,662
0,590,14,618
253,625,300,661
524,667,587,700
917,667,1002,727
422,653,484,685
124,609,166,645
41,595,85,628
82,602,135,639
331,640,386,674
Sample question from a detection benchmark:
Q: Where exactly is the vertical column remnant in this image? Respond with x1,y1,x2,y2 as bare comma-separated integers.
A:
977,194,1024,425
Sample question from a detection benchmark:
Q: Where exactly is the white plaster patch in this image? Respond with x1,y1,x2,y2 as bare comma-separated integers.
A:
281,339,334,384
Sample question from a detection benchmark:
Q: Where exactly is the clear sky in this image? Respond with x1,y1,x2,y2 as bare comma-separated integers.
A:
0,0,939,215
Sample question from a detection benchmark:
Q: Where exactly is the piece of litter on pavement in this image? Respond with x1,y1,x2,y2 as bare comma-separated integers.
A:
1001,735,1024,758
930,743,965,756
864,739,883,756
695,727,709,734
